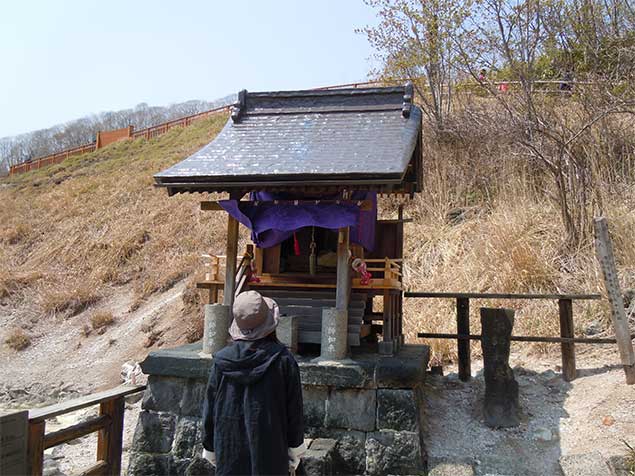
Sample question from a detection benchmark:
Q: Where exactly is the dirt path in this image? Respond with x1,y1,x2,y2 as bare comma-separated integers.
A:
424,347,635,475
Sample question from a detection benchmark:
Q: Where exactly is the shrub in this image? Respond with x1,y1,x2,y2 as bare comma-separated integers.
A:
90,311,115,334
5,329,31,351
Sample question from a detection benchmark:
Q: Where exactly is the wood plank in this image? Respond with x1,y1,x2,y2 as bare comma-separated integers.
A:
405,291,601,300
276,299,365,310
43,415,110,449
77,461,109,476
96,397,124,476
223,216,239,306
416,332,633,344
559,299,577,382
594,217,635,384
28,385,145,422
27,421,45,476
457,298,471,382
201,199,374,211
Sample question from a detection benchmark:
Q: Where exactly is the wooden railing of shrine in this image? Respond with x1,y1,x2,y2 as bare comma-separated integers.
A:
354,258,403,290
27,384,145,476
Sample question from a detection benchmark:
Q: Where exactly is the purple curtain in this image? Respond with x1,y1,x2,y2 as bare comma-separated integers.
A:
219,191,376,251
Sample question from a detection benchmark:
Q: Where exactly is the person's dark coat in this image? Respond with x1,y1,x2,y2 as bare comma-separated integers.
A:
202,338,304,476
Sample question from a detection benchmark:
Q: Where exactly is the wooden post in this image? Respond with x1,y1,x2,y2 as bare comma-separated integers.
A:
379,289,393,355
335,227,350,313
27,421,45,476
457,297,471,381
223,216,239,306
96,397,124,475
558,299,577,381
594,217,635,384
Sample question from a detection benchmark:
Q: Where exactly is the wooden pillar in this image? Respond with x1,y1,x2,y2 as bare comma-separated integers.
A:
97,397,124,475
336,227,350,312
457,297,471,382
28,421,45,476
558,299,577,381
223,216,239,306
594,217,635,384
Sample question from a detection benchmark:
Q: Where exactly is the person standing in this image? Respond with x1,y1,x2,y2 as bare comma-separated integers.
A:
201,290,306,475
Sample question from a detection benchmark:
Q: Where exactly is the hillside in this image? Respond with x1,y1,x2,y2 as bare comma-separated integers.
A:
0,114,237,387
1,102,635,390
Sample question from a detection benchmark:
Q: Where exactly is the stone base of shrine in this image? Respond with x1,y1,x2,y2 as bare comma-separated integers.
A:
127,342,430,476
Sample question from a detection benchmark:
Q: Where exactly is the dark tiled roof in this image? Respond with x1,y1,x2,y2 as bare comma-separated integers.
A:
155,85,422,194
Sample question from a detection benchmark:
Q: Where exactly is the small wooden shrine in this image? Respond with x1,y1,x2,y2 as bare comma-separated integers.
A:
155,84,422,356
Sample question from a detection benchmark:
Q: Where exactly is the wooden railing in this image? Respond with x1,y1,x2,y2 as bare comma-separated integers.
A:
27,384,145,476
8,105,231,177
354,258,403,290
198,245,254,303
405,292,608,382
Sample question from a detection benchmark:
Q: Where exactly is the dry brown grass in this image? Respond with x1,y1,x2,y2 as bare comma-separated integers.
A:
0,114,228,319
90,310,115,333
5,328,31,351
1,101,634,365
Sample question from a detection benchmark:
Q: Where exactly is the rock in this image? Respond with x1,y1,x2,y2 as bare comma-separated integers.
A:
184,456,216,476
329,429,367,475
365,430,424,476
302,385,328,428
428,458,475,476
559,452,612,476
326,388,376,431
141,376,185,413
480,308,520,428
131,411,176,453
302,438,336,476
172,417,201,460
180,380,206,417
585,320,604,336
377,389,418,432
602,415,615,426
532,427,553,441
127,453,172,476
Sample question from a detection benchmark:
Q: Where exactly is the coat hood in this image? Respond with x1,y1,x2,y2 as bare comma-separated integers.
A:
213,339,285,385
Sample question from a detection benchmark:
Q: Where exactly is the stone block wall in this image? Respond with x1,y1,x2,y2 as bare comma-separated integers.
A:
128,344,430,476
303,385,426,475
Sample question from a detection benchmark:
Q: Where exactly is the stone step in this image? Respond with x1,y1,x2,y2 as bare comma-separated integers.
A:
427,458,475,476
301,438,337,476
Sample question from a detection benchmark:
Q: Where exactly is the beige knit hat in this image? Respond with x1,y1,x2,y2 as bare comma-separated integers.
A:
229,290,279,341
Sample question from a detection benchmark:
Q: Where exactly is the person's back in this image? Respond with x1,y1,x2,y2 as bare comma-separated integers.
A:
201,291,305,476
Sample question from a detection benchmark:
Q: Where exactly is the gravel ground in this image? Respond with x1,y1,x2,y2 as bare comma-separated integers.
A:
424,346,635,476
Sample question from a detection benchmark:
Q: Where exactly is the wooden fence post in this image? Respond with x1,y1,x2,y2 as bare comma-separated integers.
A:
27,421,45,476
457,297,471,381
594,217,635,385
558,299,577,381
96,397,125,475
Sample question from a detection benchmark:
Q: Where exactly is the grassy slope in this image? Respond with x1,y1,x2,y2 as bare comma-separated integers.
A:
1,109,634,362
0,114,230,327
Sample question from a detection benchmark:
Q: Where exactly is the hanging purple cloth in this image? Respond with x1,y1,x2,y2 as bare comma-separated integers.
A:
219,191,376,251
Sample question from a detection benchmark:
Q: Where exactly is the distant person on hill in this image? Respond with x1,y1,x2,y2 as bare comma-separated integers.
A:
478,68,487,82
201,290,306,476
560,70,573,93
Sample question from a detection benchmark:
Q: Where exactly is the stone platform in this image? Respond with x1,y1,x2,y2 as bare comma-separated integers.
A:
128,342,430,476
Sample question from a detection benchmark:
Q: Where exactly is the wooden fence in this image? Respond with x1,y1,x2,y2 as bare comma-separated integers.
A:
8,105,231,177
27,384,145,476
404,291,635,383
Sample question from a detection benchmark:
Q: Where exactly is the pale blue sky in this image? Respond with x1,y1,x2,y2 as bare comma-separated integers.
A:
0,1,378,138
